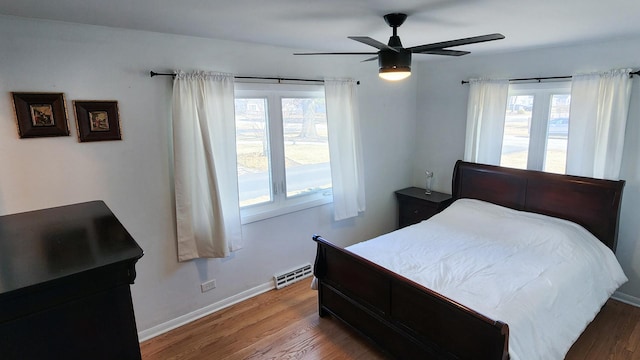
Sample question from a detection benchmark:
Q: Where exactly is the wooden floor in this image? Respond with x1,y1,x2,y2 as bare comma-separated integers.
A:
141,280,640,360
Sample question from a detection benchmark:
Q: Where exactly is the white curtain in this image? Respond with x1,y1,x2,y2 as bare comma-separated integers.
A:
325,78,366,221
464,79,509,165
172,71,242,261
566,69,633,180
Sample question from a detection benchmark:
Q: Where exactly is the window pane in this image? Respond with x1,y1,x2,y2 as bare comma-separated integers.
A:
235,98,272,207
544,94,571,174
281,97,332,198
501,95,533,169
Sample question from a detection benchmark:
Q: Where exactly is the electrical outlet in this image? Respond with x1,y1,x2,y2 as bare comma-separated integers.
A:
201,279,216,293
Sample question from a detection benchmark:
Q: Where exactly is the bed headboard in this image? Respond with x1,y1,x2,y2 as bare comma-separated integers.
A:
451,160,625,252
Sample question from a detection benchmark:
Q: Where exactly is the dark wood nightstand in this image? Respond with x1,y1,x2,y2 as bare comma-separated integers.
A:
395,187,453,229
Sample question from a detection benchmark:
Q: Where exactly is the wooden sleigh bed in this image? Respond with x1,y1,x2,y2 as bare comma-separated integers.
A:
312,160,625,359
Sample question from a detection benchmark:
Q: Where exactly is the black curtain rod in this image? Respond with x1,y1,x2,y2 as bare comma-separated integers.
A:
149,71,360,85
460,71,640,85
149,71,175,78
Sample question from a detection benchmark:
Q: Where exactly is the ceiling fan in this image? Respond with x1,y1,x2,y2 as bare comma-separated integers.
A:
294,13,505,81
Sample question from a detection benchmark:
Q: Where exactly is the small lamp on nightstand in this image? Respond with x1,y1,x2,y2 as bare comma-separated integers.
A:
425,171,434,195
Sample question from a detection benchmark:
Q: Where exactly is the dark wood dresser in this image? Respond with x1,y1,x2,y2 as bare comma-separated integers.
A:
395,187,452,228
0,201,144,360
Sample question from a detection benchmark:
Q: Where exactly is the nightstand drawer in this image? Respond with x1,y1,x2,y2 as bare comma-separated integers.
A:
399,198,439,224
395,188,452,229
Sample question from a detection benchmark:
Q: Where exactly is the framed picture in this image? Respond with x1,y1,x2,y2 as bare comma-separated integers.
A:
73,101,122,142
11,92,70,138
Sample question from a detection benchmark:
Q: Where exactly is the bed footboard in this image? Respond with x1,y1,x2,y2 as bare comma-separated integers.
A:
313,235,509,360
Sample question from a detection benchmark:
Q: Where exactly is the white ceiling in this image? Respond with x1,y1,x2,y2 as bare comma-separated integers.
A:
2,0,640,61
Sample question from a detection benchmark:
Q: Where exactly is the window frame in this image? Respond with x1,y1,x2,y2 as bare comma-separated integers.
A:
234,82,333,224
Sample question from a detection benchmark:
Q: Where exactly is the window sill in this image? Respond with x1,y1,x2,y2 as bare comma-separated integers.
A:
240,196,333,225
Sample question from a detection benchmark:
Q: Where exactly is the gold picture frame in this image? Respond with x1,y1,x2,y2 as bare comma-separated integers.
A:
12,92,70,138
73,100,122,142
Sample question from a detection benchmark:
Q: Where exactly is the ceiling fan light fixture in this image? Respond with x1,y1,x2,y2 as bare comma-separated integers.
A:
378,48,412,81
379,67,411,81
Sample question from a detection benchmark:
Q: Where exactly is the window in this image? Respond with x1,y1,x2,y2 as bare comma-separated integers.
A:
234,83,332,223
500,82,571,174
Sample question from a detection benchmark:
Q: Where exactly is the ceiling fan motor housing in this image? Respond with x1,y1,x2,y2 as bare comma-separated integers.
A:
379,49,412,72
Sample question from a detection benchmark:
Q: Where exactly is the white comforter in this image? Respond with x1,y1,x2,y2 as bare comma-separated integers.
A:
346,199,627,360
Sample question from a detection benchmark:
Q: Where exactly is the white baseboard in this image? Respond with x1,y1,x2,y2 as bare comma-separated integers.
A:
612,290,640,308
138,280,275,342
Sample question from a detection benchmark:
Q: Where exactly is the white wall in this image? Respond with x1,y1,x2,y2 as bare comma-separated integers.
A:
414,37,640,302
0,15,418,335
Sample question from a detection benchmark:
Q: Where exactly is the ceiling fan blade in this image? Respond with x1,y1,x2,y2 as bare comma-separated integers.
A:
416,49,470,56
293,52,378,55
361,56,379,62
348,36,399,52
408,33,505,53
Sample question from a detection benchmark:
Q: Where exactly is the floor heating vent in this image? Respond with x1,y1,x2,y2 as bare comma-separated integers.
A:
274,263,312,289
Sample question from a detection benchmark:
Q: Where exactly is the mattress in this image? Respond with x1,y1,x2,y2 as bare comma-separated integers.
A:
346,198,627,360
